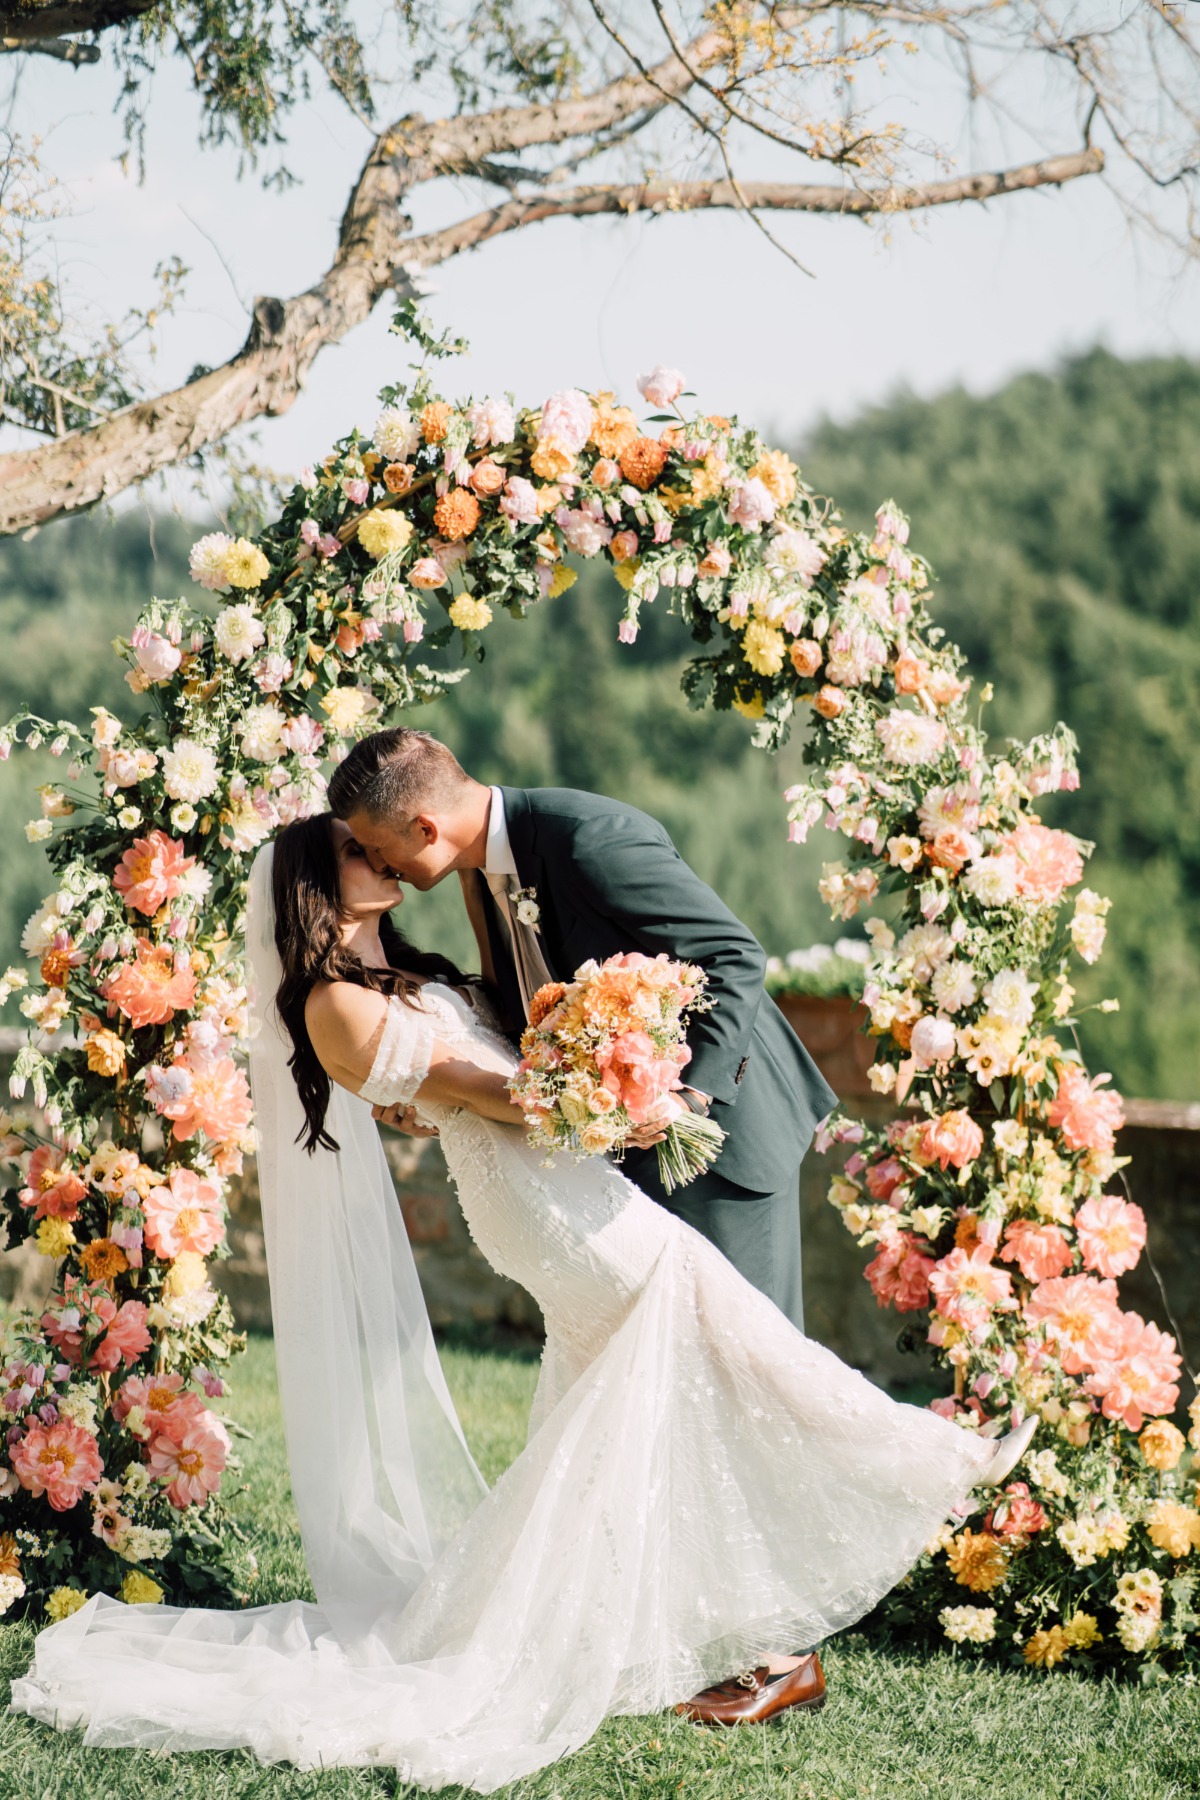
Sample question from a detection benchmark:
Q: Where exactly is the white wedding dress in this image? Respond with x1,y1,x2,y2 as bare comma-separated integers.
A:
12,980,996,1792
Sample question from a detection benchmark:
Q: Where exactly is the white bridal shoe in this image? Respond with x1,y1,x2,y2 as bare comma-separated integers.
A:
980,1414,1039,1489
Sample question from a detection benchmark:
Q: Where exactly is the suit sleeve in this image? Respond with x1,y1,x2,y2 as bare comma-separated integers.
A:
567,810,765,1106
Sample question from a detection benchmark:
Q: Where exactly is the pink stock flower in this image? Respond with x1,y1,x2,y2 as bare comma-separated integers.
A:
1074,1193,1147,1278
103,941,197,1029
144,1166,225,1259
1024,1273,1122,1374
1001,820,1084,903
636,365,685,408
864,1231,935,1312
998,1221,1074,1284
148,1420,228,1508
19,1145,87,1222
1083,1312,1182,1431
864,1156,905,1203
155,1055,252,1146
918,1110,984,1172
1047,1064,1125,1155
113,830,195,916
928,1245,1015,1328
11,1418,103,1510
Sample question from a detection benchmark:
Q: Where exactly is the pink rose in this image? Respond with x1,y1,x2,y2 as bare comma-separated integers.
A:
698,543,732,580
408,557,448,590
611,529,639,562
500,477,541,526
538,388,593,454
909,1015,956,1069
726,478,776,529
636,365,685,408
918,1109,983,1171
130,628,182,682
592,458,621,489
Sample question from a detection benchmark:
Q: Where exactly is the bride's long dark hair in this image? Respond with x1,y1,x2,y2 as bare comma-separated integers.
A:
271,813,472,1154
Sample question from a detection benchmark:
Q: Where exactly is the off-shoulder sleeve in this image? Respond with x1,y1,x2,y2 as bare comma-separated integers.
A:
358,996,438,1109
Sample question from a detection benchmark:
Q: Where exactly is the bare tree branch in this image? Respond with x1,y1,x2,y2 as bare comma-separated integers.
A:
0,133,1104,537
0,33,100,60
0,0,154,40
405,147,1106,264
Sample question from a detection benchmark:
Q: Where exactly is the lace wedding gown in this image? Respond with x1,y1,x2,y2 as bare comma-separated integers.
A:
12,983,996,1792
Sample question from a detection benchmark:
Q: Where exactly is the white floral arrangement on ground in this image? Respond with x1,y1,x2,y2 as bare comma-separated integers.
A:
0,308,1191,1669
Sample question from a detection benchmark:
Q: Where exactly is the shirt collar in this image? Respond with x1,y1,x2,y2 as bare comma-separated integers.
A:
484,785,518,879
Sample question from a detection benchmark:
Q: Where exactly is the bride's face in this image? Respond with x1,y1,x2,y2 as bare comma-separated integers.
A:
332,819,402,917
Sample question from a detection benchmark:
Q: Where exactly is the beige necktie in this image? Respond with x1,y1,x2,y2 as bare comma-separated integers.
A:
485,871,554,1019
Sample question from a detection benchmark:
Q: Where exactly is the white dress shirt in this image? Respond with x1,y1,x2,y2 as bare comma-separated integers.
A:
484,786,519,881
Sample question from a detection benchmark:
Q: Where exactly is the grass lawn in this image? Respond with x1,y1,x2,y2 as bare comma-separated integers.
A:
2,1332,1197,1800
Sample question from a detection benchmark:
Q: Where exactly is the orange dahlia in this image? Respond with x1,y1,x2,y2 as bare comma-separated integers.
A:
420,401,452,444
79,1237,130,1284
528,982,568,1028
946,1529,1010,1594
618,436,669,491
589,393,638,458
432,488,482,541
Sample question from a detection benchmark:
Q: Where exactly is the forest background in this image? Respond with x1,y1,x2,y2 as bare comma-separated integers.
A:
1,344,1195,1101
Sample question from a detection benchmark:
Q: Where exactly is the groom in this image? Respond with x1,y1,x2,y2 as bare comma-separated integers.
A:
328,728,837,1338
330,728,837,1725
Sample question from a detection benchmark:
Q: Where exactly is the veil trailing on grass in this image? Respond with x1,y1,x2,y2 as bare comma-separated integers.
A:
240,842,487,1619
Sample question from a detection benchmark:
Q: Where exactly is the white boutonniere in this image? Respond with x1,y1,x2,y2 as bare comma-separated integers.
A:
512,884,541,928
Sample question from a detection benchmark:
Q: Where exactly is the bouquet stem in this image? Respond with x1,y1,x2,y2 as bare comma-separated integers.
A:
656,1110,726,1195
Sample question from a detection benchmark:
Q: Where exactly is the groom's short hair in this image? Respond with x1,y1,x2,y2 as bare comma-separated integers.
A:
328,728,471,822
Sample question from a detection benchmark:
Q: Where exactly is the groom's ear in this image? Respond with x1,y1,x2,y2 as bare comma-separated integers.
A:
412,812,440,845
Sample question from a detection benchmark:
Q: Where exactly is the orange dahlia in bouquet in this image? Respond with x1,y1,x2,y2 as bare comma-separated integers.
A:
509,953,726,1194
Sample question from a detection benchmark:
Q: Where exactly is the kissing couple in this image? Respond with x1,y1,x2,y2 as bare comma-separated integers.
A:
13,728,1035,1793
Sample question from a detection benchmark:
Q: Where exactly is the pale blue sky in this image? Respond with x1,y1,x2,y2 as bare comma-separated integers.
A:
5,23,1200,516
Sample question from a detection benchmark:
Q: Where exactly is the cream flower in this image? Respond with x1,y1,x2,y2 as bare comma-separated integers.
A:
162,738,221,803
214,604,266,664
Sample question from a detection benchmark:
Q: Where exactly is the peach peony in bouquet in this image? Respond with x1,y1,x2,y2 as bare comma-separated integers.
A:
509,952,726,1194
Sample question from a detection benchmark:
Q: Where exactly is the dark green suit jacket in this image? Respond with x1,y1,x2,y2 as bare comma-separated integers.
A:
485,787,837,1198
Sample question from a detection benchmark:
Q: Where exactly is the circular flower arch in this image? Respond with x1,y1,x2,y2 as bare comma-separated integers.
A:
1,319,1195,1673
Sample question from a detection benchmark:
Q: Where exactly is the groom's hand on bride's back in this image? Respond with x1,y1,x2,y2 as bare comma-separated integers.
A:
371,1102,440,1139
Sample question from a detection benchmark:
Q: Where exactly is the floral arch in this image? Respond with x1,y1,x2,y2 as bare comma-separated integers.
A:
0,312,1195,1675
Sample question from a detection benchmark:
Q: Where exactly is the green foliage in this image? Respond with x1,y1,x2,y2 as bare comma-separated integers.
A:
802,348,1200,1099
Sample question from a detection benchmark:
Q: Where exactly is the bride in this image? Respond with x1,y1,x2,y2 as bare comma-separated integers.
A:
11,813,1034,1792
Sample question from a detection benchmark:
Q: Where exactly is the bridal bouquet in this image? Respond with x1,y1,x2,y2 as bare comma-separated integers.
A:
509,953,726,1193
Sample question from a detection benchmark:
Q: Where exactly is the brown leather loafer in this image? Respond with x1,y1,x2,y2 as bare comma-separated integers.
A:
674,1652,826,1726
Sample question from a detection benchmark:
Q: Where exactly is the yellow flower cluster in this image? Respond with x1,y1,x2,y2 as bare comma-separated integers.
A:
35,1217,75,1258
448,595,493,632
223,538,271,589
357,509,414,560
45,1586,89,1622
1145,1499,1200,1558
120,1570,164,1605
946,1529,1010,1593
1138,1419,1185,1470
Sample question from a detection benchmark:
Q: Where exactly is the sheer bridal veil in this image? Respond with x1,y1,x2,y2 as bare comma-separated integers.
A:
242,842,487,1620
10,844,488,1749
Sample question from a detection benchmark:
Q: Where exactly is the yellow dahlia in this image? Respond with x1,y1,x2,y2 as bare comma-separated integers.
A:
530,441,575,481
749,448,798,507
35,1217,75,1258
589,393,638,458
732,693,765,720
1139,1419,1186,1470
1023,1625,1070,1669
320,687,373,734
222,538,271,589
613,558,640,592
1145,1499,1200,1558
85,1028,127,1078
45,1586,89,1621
357,509,414,560
742,619,786,677
547,565,577,598
1062,1611,1102,1650
120,1571,164,1606
946,1529,1010,1594
448,595,493,632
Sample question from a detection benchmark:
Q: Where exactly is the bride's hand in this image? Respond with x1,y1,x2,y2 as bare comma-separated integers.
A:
372,1102,440,1139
